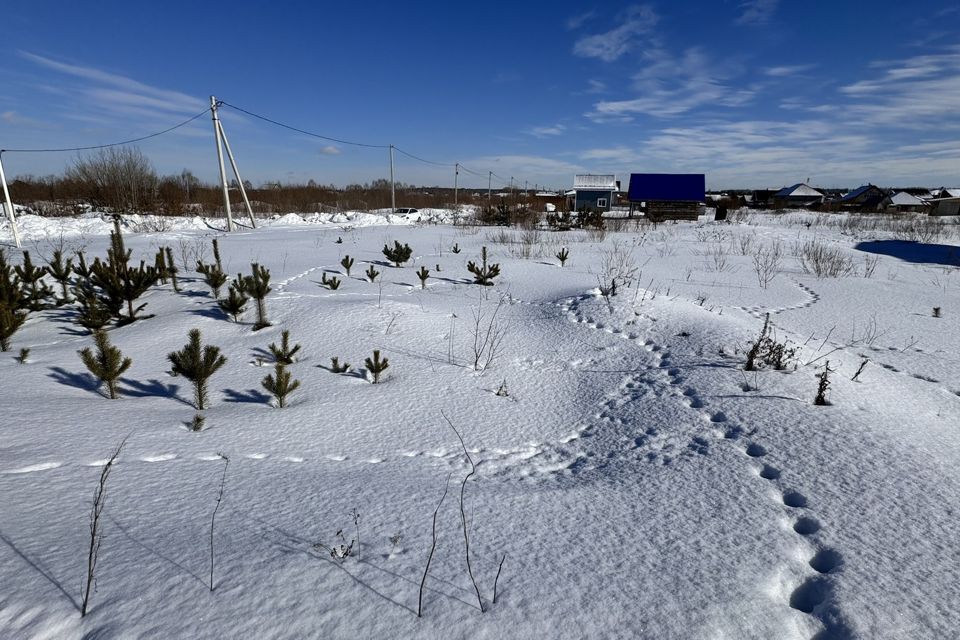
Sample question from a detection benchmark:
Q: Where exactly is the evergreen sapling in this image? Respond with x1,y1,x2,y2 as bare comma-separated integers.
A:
168,329,227,410
79,329,132,399
268,329,301,365
341,255,354,276
416,266,430,289
261,362,301,408
467,246,501,286
364,349,389,383
382,241,413,267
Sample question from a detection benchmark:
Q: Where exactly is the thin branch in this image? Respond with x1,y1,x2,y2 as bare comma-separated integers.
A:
418,474,451,618
493,553,507,604
209,453,229,592
81,436,127,617
441,410,484,613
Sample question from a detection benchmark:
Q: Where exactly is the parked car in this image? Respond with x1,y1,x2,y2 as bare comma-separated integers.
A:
394,207,419,214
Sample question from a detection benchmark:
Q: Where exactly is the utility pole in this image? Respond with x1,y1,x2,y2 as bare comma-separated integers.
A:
487,171,492,203
454,163,459,209
210,96,234,232
216,119,256,228
0,152,21,248
389,144,396,213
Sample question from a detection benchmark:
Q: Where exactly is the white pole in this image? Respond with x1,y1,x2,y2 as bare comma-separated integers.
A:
210,96,234,232
216,120,256,229
0,153,21,249
487,171,492,203
389,144,396,213
454,163,459,208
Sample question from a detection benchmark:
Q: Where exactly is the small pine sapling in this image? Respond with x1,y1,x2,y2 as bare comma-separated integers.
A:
16,251,54,311
365,265,380,282
262,363,300,408
164,246,181,292
90,221,158,323
382,240,413,267
211,238,224,271
197,260,228,299
340,255,354,276
815,360,834,406
47,250,74,305
416,266,430,289
321,272,341,290
189,413,206,432
74,288,113,333
335,236,343,244
268,329,301,364
242,263,272,330
79,330,132,399
556,247,569,266
467,246,501,286
168,329,228,410
451,243,461,254
217,283,248,323
744,313,770,372
495,379,509,397
0,304,28,352
933,306,942,318
16,347,30,364
154,250,168,285
364,349,389,383
329,357,350,373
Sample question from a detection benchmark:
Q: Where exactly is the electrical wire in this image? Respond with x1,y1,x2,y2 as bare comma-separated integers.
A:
0,107,212,154
392,145,455,167
219,101,389,149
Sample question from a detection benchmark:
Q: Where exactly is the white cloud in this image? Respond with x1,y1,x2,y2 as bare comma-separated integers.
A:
319,145,341,155
838,46,960,126
764,64,816,77
566,10,596,30
735,0,779,26
587,48,754,119
19,51,205,116
572,5,658,62
527,124,566,138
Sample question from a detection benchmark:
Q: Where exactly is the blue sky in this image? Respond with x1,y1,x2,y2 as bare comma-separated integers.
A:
1,0,958,190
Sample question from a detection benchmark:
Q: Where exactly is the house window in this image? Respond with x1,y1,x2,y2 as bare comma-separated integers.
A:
597,198,607,208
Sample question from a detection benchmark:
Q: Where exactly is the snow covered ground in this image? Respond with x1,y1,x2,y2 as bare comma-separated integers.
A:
1,210,959,639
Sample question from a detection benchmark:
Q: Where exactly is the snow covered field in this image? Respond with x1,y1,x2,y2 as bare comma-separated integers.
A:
1,210,959,639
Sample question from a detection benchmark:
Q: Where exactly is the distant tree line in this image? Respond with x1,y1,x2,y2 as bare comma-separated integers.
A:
7,145,505,216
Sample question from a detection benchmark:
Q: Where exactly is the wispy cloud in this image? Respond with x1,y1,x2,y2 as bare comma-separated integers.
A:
839,46,960,126
587,48,753,119
765,64,817,77
319,145,341,155
19,51,205,117
1,110,48,128
527,124,566,138
573,5,658,62
566,10,596,30
735,0,779,26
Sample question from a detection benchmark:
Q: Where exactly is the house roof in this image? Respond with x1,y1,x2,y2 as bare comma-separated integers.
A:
887,192,926,206
775,183,823,198
837,184,883,202
627,173,705,202
573,174,617,190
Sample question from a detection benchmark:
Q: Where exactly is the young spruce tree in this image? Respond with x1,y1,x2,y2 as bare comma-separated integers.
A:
79,329,132,399
242,263,271,330
168,329,227,410
261,363,300,408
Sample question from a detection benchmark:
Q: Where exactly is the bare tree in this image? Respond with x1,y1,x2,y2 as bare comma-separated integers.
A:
470,294,509,372
66,146,158,213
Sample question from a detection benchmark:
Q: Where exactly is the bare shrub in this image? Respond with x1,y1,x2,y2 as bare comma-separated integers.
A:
795,239,856,278
66,146,158,213
752,240,783,289
470,294,508,372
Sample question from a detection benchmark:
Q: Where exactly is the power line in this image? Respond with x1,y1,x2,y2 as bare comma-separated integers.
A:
0,107,212,154
219,101,389,149
392,145,455,167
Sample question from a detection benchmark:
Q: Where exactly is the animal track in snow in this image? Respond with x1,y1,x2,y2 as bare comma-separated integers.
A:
141,454,177,463
793,517,821,536
2,462,62,474
745,443,767,457
759,465,781,480
809,548,843,574
782,491,809,508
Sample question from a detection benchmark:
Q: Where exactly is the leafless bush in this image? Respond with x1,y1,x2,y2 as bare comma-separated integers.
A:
862,254,880,278
795,239,856,278
734,232,755,256
81,438,126,617
752,240,783,288
130,215,174,234
701,242,731,272
598,240,639,296
470,294,508,372
66,146,158,213
177,236,208,271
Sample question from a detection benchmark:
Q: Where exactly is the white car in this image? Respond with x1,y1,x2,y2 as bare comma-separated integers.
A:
394,207,419,214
